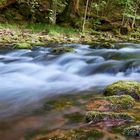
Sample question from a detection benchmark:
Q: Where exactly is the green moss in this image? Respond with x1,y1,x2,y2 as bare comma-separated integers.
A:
100,42,113,49
32,42,47,47
86,111,134,123
90,42,113,49
51,47,74,55
123,125,140,136
104,80,140,99
64,112,84,123
105,95,135,110
13,43,32,49
26,129,103,140
42,98,74,112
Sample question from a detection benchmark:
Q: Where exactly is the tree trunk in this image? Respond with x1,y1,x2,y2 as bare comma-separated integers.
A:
82,0,89,32
62,0,80,17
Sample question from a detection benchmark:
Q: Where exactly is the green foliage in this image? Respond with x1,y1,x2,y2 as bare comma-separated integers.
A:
91,1,107,16
17,0,40,21
25,23,79,34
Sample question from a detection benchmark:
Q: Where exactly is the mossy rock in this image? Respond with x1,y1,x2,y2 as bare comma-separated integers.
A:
104,80,140,99
13,43,32,49
51,47,74,55
105,95,135,110
86,111,134,123
90,42,113,49
100,42,113,49
87,95,135,111
123,125,140,136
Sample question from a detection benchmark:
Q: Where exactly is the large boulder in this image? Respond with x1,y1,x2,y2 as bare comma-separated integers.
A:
104,80,140,99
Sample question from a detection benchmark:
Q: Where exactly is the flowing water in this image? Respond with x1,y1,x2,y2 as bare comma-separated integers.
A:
0,43,140,117
0,43,140,139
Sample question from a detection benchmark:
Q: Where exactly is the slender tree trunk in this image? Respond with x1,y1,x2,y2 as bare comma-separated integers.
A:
131,0,139,28
82,0,89,32
121,0,128,26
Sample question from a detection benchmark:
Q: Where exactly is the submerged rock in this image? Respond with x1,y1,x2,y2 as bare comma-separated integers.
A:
104,80,140,99
123,125,140,136
100,42,113,49
29,128,103,140
90,42,113,49
13,43,32,49
87,95,135,111
86,111,134,124
51,47,74,54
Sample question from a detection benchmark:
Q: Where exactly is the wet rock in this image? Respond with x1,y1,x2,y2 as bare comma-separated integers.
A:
13,43,32,49
86,111,134,124
51,47,74,54
90,42,113,49
123,125,140,136
87,95,135,111
104,80,140,99
100,42,113,49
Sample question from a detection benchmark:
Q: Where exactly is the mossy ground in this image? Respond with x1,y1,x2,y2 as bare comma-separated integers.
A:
0,23,140,48
26,128,104,140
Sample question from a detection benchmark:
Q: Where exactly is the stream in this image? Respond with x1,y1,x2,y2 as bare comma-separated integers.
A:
0,43,140,139
0,43,140,117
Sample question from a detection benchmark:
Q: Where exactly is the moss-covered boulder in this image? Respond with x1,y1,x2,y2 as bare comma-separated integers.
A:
123,125,140,136
13,43,32,49
86,111,134,124
51,47,74,55
104,80,140,99
105,95,135,110
87,95,135,111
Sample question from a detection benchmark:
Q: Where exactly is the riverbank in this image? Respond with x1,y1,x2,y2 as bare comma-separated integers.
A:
0,23,140,49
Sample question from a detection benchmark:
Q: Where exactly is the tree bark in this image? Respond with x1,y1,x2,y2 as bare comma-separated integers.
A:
62,0,80,17
82,0,89,32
